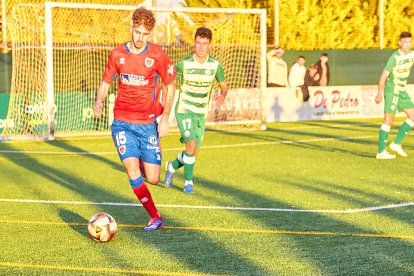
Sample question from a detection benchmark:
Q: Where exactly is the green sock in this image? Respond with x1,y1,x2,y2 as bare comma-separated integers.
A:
394,119,413,144
378,124,390,153
183,152,195,182
171,151,184,170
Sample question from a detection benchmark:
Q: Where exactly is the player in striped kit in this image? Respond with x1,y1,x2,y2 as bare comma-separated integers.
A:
375,32,414,159
94,7,176,230
164,27,228,193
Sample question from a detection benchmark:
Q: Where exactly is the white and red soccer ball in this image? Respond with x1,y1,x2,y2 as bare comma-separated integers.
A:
87,213,117,242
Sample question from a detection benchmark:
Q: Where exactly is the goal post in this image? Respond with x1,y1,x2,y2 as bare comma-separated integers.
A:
5,2,267,140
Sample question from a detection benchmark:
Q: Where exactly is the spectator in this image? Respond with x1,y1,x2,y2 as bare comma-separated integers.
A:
266,47,289,87
289,55,306,90
315,53,330,86
300,64,320,101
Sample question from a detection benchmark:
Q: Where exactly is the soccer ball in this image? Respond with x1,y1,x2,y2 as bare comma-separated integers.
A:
87,213,117,242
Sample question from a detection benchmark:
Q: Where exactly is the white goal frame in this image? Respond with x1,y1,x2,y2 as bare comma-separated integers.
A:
45,2,267,139
8,2,267,140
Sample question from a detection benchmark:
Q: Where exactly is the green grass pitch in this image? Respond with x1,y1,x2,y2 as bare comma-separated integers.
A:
0,118,413,275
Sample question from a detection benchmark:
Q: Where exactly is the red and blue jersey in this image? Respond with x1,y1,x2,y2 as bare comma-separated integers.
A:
102,42,176,123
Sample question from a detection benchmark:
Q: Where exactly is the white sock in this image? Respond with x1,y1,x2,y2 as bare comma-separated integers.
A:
168,162,175,173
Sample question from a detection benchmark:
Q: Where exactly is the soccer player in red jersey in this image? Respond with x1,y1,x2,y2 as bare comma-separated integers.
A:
94,7,176,230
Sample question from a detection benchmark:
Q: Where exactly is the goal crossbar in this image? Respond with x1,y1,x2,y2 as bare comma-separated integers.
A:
5,2,267,140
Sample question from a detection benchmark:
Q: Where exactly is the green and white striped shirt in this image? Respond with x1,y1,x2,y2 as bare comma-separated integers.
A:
175,55,226,115
384,49,414,94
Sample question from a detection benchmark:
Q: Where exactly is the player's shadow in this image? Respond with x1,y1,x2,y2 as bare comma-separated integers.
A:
206,118,379,147
271,96,283,121
121,212,269,275
46,139,125,173
58,208,90,239
207,124,376,158
0,142,137,211
302,119,380,133
265,125,377,158
284,137,375,158
297,100,313,120
1,141,269,274
188,173,414,274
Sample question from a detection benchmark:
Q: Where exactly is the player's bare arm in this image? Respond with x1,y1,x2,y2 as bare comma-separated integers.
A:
215,81,228,106
376,70,389,104
158,81,175,137
94,81,110,116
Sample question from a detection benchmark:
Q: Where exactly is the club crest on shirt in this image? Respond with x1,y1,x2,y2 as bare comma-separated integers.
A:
145,58,154,68
119,145,126,155
205,69,212,75
120,57,125,64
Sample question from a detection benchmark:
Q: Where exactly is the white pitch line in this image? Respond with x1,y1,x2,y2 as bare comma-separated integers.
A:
0,150,116,155
0,198,412,214
0,135,375,155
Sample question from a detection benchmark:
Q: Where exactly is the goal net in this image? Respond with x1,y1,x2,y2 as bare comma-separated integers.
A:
5,2,266,140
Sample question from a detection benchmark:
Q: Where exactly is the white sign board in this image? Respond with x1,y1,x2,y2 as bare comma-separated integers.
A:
266,84,414,122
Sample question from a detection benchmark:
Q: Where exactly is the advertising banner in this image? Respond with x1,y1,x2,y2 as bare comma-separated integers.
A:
266,85,414,122
0,93,12,135
203,88,261,124
0,87,262,137
2,85,414,137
